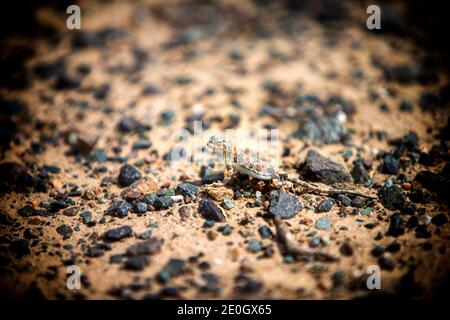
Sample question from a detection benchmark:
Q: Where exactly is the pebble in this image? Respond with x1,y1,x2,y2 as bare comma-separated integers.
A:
315,216,332,230
105,200,132,217
316,198,335,213
176,182,199,197
247,239,263,253
351,159,370,184
258,226,273,239
269,190,302,219
81,211,95,226
217,225,233,235
117,164,141,187
382,155,401,175
222,197,234,210
387,213,404,237
339,242,354,256
378,257,394,271
336,194,351,206
103,225,133,241
379,184,406,210
178,205,191,219
157,259,186,283
203,220,216,228
126,238,162,256
199,199,226,222
300,150,352,185
133,201,148,214
124,256,149,271
56,224,73,240
152,196,175,210
431,213,448,226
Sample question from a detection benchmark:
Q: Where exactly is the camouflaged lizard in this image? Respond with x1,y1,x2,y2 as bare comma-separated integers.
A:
207,135,377,199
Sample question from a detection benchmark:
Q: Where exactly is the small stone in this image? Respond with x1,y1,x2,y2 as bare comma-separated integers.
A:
179,206,191,219
387,213,404,237
378,257,394,271
117,164,141,187
126,238,162,256
104,225,133,241
315,216,332,230
351,196,365,208
217,224,233,235
339,242,353,256
361,208,372,216
81,211,94,226
56,224,73,240
222,198,234,210
258,226,273,239
124,256,149,271
386,242,401,253
269,190,302,219
203,220,216,228
351,159,370,184
379,184,406,210
153,196,174,210
157,259,185,283
133,201,148,214
204,185,234,201
316,198,335,213
382,155,401,175
176,182,199,197
199,199,225,222
105,200,132,218
247,239,263,253
120,177,159,201
431,213,448,226
336,194,351,206
66,128,98,155
9,239,30,258
300,150,352,185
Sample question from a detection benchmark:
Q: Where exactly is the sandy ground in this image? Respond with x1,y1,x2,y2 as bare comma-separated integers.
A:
0,0,449,299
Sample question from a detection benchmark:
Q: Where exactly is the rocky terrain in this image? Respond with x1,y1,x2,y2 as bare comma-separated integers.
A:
0,0,449,299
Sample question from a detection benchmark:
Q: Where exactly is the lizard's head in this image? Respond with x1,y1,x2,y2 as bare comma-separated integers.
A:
207,136,229,153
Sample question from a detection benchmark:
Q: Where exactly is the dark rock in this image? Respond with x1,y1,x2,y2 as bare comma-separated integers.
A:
117,116,151,134
258,226,273,239
81,211,94,226
153,196,174,210
340,242,353,256
126,238,162,256
54,72,81,90
415,225,431,239
234,274,262,294
316,198,335,213
378,257,394,271
56,224,73,240
386,242,401,253
379,184,406,210
387,213,404,237
17,204,52,218
269,190,302,219
103,225,133,241
176,182,199,197
199,199,225,222
294,116,345,144
300,150,352,185
124,256,149,271
351,159,370,184
336,194,351,206
351,196,365,208
431,213,448,226
382,155,401,175
117,164,141,187
9,239,30,258
24,228,43,239
415,170,450,203
315,216,332,230
157,259,185,283
133,201,147,213
105,200,132,218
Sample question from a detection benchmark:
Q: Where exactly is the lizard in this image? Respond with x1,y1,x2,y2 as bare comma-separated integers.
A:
207,135,377,199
